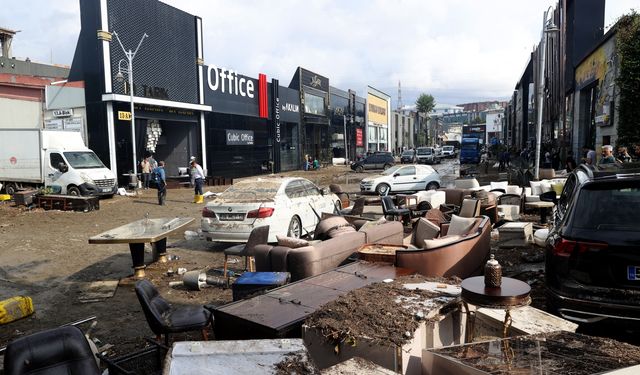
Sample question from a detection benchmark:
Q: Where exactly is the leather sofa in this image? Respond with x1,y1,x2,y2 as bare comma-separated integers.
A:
396,215,491,279
254,220,404,281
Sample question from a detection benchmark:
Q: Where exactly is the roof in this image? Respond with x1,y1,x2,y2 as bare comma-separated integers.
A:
577,164,640,181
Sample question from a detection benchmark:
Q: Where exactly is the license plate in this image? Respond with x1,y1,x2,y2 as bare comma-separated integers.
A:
627,266,640,281
101,188,112,192
219,213,245,221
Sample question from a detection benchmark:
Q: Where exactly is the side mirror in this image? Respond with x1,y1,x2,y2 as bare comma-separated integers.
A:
57,162,68,173
320,187,328,196
393,173,400,177
539,191,557,204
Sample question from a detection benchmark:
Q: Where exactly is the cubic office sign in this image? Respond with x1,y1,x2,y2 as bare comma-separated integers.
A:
226,129,255,145
206,65,268,119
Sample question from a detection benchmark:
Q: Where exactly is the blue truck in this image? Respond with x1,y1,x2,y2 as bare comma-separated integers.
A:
459,137,481,164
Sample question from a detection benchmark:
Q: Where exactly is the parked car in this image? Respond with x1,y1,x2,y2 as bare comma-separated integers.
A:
359,164,441,195
441,145,456,158
543,164,640,325
350,153,395,172
201,177,340,243
400,150,416,164
415,147,440,164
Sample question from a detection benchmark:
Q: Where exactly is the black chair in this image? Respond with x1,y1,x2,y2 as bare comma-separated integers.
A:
135,279,213,346
381,196,411,223
4,325,101,375
411,200,433,218
339,197,365,216
223,225,270,282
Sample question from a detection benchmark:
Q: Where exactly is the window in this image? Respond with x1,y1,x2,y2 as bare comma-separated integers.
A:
398,166,415,176
301,180,321,196
285,180,307,198
572,183,640,231
304,92,325,115
50,153,64,169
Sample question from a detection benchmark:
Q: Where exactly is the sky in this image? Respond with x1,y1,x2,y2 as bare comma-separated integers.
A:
1,0,637,107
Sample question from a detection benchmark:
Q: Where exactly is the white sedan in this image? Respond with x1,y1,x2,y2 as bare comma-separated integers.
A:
359,164,441,196
201,177,340,243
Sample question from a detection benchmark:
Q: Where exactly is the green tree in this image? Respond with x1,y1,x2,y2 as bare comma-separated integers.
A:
416,93,435,146
616,12,640,147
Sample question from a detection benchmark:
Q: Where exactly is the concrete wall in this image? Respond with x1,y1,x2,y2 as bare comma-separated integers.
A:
0,97,42,128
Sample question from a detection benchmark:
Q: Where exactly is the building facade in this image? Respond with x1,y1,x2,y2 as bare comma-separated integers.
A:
366,87,391,152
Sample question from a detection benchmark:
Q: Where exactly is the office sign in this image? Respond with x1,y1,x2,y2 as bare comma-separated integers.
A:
226,129,254,145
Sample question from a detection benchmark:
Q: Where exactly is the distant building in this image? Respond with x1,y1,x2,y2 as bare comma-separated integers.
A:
457,101,507,113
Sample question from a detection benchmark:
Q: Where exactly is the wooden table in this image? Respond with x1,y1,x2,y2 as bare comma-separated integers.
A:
525,201,555,224
89,217,194,278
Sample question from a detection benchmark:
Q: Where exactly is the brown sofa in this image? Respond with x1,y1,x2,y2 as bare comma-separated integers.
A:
395,215,491,279
253,220,404,281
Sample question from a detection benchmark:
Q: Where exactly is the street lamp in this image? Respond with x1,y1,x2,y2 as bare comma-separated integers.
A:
112,31,148,178
534,7,559,180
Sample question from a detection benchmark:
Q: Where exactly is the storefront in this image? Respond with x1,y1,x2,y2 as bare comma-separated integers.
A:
277,85,302,171
68,0,211,184
366,87,391,152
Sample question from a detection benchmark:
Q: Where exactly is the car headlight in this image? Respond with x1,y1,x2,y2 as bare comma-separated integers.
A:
80,173,94,184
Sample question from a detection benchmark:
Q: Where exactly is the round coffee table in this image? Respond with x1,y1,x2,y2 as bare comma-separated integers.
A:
460,276,531,341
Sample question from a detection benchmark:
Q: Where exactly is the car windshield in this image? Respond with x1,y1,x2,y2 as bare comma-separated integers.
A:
572,183,640,231
218,179,281,202
401,151,414,156
443,146,454,151
417,149,431,155
381,165,402,175
63,152,105,169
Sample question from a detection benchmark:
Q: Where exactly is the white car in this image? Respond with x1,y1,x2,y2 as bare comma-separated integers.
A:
201,177,340,243
441,145,455,158
359,164,441,196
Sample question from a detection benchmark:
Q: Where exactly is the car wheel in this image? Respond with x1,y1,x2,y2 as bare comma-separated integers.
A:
287,216,302,238
383,163,392,170
355,165,364,173
67,186,81,196
4,183,17,196
426,182,439,190
376,183,391,196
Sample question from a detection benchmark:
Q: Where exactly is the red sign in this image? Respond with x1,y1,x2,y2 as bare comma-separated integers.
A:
356,129,363,147
9,157,17,165
258,73,268,119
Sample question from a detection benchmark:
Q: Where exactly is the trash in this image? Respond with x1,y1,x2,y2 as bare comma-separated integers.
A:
167,268,175,276
183,270,207,290
202,191,217,198
0,296,35,325
177,267,187,275
490,229,499,241
117,188,136,197
77,281,119,303
184,230,199,240
168,255,180,261
212,268,235,277
169,281,183,288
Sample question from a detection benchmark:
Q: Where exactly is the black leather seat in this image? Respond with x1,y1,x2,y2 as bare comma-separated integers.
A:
4,325,100,375
381,196,411,223
135,279,213,345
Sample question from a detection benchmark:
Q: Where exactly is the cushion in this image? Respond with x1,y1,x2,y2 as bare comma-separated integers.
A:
276,235,310,248
424,235,463,249
506,185,522,195
315,216,354,240
551,182,564,195
447,214,477,236
530,181,542,196
415,218,441,245
491,181,509,190
540,182,553,194
357,217,387,232
424,208,448,227
327,224,356,238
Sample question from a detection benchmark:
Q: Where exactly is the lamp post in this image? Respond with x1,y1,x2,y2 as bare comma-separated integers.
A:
112,31,148,178
534,7,559,180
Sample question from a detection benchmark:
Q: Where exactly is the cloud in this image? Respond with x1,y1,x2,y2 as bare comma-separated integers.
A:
1,0,636,104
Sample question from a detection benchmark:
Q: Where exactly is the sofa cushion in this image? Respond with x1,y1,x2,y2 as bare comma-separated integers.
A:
530,181,542,196
276,235,310,248
448,215,476,236
424,235,462,249
540,181,553,194
314,216,355,240
415,218,440,245
491,181,509,191
425,208,448,227
506,185,523,195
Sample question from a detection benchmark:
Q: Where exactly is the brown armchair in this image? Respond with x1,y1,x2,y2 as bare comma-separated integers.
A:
395,216,491,278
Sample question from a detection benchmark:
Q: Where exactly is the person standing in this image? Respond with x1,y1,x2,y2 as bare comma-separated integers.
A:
617,146,632,163
598,145,616,165
582,145,596,165
190,159,205,197
140,157,151,189
565,151,577,172
154,161,166,205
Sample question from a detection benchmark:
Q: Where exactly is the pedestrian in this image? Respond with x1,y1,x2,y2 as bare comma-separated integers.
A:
140,157,151,189
543,151,552,168
581,145,596,165
598,145,616,165
303,154,310,171
633,145,640,162
565,150,577,172
154,161,166,205
190,159,205,197
188,156,196,177
552,150,560,170
148,154,158,170
313,157,320,170
617,146,632,163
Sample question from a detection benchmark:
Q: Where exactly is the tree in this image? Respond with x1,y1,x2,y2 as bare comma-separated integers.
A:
415,93,435,146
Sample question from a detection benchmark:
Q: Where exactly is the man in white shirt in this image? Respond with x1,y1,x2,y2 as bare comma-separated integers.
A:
190,159,205,196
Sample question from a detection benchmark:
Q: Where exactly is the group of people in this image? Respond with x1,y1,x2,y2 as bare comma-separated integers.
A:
303,154,320,171
580,144,636,167
139,155,205,206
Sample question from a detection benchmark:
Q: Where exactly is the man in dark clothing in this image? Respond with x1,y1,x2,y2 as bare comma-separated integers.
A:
154,161,167,205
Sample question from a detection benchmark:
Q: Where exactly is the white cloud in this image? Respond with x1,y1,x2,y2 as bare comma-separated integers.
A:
1,0,636,104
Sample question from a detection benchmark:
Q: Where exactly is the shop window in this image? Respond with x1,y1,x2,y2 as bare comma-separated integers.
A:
603,136,611,146
304,92,325,115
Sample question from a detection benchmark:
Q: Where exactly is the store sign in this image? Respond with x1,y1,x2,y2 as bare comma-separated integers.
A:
45,119,63,130
300,68,329,92
63,117,83,131
226,130,254,145
356,128,363,146
281,102,299,113
207,65,256,98
118,111,132,121
204,65,269,118
53,109,73,118
367,93,389,126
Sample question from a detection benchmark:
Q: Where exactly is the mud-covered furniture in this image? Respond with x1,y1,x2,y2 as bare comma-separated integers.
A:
338,197,365,216
4,325,101,375
253,218,403,281
381,196,411,222
223,225,270,282
135,279,213,346
396,216,491,279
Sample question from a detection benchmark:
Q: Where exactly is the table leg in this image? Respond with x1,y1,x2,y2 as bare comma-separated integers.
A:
129,243,146,278
462,301,475,343
539,207,548,224
152,238,168,263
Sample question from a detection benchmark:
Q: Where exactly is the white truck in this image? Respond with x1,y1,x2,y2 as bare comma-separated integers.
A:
0,129,117,197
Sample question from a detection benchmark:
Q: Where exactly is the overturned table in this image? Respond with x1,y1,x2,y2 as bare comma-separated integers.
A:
89,217,194,278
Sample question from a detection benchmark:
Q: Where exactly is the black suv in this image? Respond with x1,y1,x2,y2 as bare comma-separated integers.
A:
400,150,416,164
350,153,395,173
543,164,640,324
